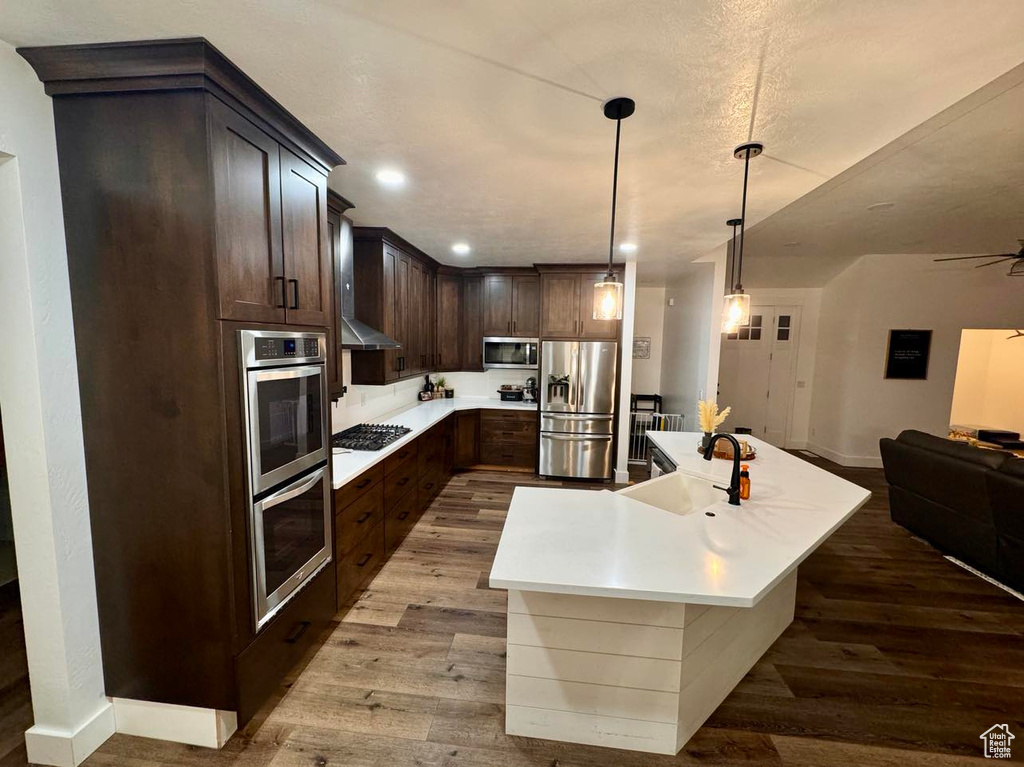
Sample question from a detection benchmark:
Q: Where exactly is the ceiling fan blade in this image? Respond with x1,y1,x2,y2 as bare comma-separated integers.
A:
974,257,1017,269
934,253,1013,262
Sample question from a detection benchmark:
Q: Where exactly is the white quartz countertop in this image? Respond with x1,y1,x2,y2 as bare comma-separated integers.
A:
331,397,537,489
488,432,871,607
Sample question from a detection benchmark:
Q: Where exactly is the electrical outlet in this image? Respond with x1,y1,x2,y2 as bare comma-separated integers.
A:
360,393,367,407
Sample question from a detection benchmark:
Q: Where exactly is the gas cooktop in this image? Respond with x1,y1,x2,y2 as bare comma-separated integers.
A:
332,423,412,452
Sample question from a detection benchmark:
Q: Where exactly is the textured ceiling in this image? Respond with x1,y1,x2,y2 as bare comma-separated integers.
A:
738,61,1024,288
3,1,1024,283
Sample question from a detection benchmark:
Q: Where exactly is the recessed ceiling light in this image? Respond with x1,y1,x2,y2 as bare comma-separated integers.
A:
783,241,800,248
451,243,471,256
619,242,638,253
867,201,895,212
375,168,406,187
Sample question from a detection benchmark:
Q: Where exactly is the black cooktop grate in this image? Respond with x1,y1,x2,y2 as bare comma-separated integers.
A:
332,423,412,452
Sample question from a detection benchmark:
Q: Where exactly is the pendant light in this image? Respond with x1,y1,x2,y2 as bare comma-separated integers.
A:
593,97,635,321
722,141,763,333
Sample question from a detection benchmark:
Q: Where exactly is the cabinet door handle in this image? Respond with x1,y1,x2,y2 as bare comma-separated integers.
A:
356,511,372,524
288,279,299,309
397,511,410,520
275,276,287,308
355,479,371,489
285,621,311,644
397,477,410,487
356,553,372,567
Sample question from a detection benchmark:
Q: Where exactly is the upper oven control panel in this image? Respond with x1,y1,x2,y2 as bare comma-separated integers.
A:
241,330,326,369
254,336,321,361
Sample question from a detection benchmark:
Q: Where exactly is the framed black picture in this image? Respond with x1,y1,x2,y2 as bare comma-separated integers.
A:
885,329,932,380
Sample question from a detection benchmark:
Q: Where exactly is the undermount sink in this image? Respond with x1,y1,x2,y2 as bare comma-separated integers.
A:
615,470,722,516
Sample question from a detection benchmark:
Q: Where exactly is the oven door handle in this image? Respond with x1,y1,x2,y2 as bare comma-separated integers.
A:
261,468,324,509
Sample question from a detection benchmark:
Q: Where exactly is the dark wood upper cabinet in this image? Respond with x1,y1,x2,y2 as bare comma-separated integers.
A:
540,273,581,337
462,276,484,371
540,269,621,339
209,97,286,324
350,228,437,385
280,148,329,326
436,273,461,371
511,275,539,337
325,204,347,399
482,275,514,336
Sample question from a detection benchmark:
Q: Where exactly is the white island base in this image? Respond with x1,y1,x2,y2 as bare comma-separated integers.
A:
504,571,796,754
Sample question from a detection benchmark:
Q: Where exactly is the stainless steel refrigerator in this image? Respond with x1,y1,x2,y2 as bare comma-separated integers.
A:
539,340,618,480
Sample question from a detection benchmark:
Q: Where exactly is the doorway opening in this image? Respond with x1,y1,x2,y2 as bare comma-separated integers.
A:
717,304,802,446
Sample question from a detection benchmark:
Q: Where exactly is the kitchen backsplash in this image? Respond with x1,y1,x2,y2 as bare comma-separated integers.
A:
330,351,537,433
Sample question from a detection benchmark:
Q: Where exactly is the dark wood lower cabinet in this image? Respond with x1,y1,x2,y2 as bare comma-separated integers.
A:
333,408,535,607
235,565,335,724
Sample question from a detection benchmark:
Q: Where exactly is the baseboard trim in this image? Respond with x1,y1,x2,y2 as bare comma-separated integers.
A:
111,698,237,749
806,441,883,469
24,700,115,767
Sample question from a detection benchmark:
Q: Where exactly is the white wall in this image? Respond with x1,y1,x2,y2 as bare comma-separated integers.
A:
658,258,724,426
950,329,1024,435
631,286,665,396
0,41,113,766
809,253,1024,466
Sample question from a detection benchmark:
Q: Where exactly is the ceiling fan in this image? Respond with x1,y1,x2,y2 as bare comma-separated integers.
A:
934,240,1024,276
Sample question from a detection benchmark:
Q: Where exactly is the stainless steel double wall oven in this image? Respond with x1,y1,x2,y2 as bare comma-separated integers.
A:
240,330,332,630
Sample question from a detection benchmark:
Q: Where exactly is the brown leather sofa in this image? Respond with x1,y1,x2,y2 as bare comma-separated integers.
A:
879,430,1024,592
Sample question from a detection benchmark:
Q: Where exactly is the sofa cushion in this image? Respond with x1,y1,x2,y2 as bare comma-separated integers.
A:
888,486,998,574
988,456,1024,540
880,431,1005,525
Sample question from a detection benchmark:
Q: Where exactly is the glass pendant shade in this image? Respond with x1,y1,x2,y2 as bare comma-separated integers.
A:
593,278,624,321
722,291,750,333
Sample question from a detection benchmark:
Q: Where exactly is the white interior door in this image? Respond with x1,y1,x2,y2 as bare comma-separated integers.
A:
764,307,801,446
717,306,774,438
718,306,801,447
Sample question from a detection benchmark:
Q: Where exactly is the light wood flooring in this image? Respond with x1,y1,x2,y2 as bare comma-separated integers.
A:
5,457,1024,765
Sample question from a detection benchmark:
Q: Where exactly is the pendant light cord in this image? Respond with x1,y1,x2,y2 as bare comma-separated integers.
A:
607,114,621,276
728,222,738,291
736,149,751,290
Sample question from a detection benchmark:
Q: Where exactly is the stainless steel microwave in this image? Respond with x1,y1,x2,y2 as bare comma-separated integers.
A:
482,337,539,369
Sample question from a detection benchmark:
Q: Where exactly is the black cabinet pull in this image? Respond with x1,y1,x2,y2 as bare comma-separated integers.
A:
425,482,435,490
356,511,372,523
274,276,286,308
397,477,410,487
355,479,371,489
288,278,299,309
397,511,410,520
285,620,311,644
356,553,372,567
513,320,517,334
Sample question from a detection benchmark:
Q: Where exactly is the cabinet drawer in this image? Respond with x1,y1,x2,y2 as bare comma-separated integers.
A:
480,443,536,468
481,408,536,424
384,441,419,474
384,460,418,511
336,482,384,556
334,463,384,511
385,488,419,556
417,430,444,475
236,564,335,724
337,521,385,607
480,422,536,446
418,468,444,510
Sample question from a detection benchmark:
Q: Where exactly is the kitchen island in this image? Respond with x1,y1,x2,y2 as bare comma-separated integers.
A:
489,433,870,754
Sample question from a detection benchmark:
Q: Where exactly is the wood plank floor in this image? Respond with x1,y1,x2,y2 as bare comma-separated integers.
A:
4,457,1023,765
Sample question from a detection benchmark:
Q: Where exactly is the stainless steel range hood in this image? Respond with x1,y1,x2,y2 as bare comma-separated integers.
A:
337,215,400,351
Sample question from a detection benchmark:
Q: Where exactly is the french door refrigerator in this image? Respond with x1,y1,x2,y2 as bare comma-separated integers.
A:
539,340,618,480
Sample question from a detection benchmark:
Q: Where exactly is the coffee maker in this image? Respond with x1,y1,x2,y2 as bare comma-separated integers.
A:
523,376,538,404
